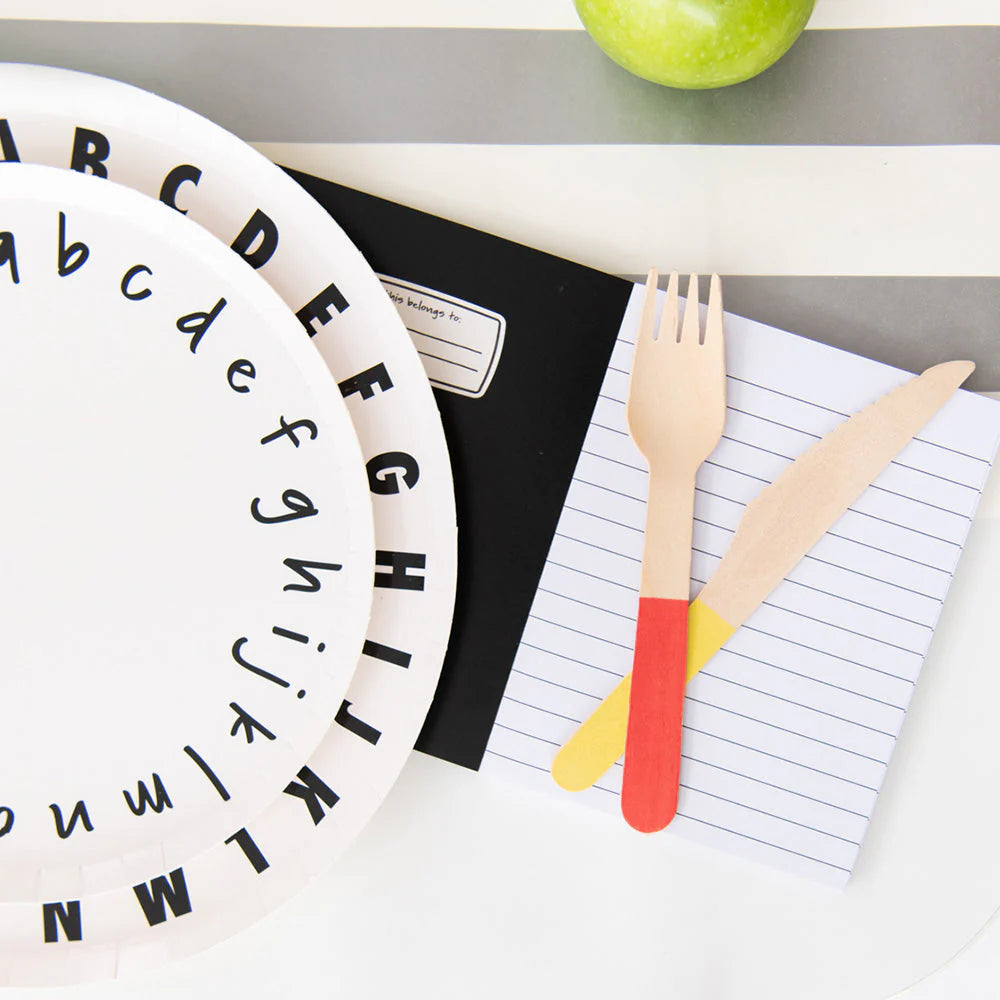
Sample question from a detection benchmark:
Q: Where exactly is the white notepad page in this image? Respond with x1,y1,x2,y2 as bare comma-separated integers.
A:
481,283,1000,888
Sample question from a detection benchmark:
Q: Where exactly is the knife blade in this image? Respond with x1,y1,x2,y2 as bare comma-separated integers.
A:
551,360,975,793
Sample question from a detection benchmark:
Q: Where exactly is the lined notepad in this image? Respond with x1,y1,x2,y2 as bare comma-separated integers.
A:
481,284,1000,887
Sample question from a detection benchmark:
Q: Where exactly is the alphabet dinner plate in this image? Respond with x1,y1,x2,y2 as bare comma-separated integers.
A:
0,65,457,982
0,163,374,906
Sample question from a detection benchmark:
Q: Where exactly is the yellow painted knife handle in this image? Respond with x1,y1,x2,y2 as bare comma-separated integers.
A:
550,598,735,792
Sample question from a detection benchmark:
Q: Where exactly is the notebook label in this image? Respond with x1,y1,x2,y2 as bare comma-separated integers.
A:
380,275,506,398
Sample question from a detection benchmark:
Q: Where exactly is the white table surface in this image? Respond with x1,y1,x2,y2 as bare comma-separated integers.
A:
3,2,1000,997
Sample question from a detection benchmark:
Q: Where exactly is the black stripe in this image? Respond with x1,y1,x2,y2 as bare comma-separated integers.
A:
1,25,1000,147
659,275,1000,395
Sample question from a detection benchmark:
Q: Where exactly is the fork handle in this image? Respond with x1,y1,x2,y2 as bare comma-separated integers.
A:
638,471,696,601
621,471,696,832
621,597,688,832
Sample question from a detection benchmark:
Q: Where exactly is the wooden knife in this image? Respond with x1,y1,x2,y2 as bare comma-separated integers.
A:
551,360,975,793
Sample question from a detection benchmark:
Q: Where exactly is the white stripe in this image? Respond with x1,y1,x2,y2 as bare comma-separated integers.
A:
975,394,1000,521
256,142,1000,278
808,0,1000,29
4,0,999,28
4,1,580,27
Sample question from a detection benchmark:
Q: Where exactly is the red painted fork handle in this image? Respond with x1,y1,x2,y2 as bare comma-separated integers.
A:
621,597,688,833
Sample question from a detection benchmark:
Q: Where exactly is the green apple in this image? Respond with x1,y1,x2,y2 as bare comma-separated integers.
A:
575,0,816,89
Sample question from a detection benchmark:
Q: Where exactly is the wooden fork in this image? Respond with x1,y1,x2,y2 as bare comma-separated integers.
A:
621,269,727,833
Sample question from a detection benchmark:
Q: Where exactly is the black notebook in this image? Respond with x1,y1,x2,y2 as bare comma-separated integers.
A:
287,166,633,770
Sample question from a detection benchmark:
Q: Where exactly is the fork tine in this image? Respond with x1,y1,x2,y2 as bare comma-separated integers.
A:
704,273,724,349
638,268,658,348
680,273,700,344
656,271,679,344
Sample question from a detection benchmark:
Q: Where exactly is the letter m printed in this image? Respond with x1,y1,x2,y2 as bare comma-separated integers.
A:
133,868,193,926
123,773,173,815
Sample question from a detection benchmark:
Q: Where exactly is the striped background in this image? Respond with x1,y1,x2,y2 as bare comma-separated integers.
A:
2,3,998,998
3,14,1000,393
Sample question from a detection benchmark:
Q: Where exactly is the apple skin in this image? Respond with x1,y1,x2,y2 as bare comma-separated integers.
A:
575,0,816,90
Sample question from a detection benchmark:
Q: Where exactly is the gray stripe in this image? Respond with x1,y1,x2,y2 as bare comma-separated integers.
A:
1,22,999,144
637,276,1000,391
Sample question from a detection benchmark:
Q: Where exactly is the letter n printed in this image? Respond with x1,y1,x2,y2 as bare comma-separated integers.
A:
43,901,82,943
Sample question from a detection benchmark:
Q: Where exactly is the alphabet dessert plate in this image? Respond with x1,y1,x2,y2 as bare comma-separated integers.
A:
0,163,374,907
0,64,457,982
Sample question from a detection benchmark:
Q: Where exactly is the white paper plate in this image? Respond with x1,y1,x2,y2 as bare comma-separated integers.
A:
0,64,457,982
0,163,374,902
